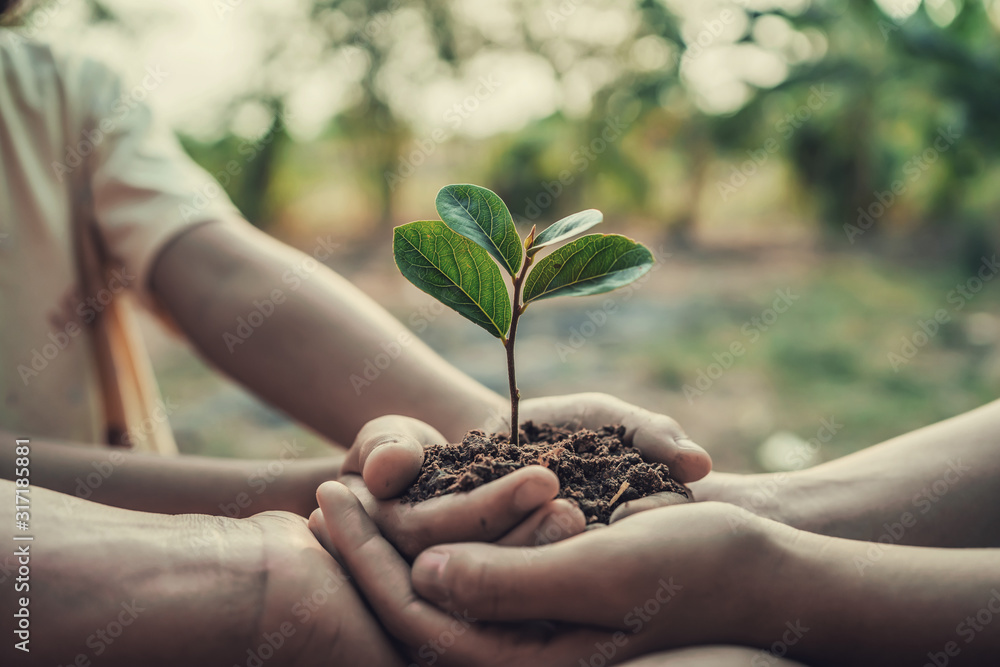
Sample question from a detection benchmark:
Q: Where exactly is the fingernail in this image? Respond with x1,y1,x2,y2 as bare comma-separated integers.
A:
369,435,401,448
413,550,451,604
514,478,550,512
371,440,421,468
676,438,706,452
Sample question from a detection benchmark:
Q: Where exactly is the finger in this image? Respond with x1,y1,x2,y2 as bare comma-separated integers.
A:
496,499,586,547
632,429,712,485
308,508,330,548
343,415,446,499
315,481,484,649
318,481,628,666
308,508,340,558
343,465,561,557
411,537,607,623
609,491,692,523
587,395,711,484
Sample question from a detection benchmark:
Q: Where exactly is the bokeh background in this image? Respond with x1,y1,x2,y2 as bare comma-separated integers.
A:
16,0,1000,472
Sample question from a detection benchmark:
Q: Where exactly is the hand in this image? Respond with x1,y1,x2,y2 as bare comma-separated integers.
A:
403,501,781,655
310,481,655,666
338,392,712,555
517,393,712,521
247,510,405,666
340,415,586,558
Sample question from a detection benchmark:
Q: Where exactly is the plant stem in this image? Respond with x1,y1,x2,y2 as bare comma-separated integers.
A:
506,255,533,446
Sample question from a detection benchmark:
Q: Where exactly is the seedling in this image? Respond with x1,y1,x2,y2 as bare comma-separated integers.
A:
393,184,654,446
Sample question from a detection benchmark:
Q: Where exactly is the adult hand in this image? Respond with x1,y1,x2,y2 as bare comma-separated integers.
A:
340,415,585,558
339,393,711,555
405,501,781,654
518,393,711,522
247,510,406,665
309,481,654,667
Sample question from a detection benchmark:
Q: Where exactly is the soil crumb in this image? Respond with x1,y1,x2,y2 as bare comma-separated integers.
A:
400,421,689,524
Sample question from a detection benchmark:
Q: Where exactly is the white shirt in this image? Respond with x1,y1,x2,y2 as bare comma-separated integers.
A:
0,31,239,450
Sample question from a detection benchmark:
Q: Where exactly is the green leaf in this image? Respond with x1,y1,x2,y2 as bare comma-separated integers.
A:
393,220,511,339
523,234,654,304
436,184,523,276
529,209,603,252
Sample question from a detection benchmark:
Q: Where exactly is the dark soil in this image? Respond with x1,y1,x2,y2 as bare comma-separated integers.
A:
400,421,689,524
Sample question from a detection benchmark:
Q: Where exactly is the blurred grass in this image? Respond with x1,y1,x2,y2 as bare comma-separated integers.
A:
630,254,1000,465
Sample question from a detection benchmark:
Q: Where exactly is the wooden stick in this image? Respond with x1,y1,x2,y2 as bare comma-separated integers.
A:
608,480,630,506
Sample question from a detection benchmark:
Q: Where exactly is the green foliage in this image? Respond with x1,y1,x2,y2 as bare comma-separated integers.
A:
436,184,522,276
396,183,654,441
394,184,654,342
529,210,604,253
393,220,511,339
523,235,654,303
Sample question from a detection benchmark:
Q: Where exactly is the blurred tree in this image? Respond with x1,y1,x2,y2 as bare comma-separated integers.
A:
35,0,998,255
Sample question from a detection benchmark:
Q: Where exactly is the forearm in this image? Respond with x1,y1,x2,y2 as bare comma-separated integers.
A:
752,522,1000,665
788,399,1000,546
695,400,1000,547
151,220,506,445
1,481,264,666
0,431,340,516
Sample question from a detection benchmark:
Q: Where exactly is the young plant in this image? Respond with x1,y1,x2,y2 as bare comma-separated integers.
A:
393,184,654,446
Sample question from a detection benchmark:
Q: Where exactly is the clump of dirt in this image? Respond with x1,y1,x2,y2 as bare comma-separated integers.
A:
400,421,689,524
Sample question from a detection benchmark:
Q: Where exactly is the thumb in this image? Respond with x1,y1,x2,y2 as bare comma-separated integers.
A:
343,415,445,499
627,409,712,484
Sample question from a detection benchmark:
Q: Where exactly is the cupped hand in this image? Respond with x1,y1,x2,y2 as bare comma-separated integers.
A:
340,415,586,558
405,500,777,651
310,481,653,667
339,392,712,555
517,393,711,522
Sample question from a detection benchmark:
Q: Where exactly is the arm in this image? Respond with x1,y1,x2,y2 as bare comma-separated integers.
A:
764,523,1000,665
42,215,708,516
0,480,401,666
0,416,582,548
0,430,339,516
10,216,502,515
368,501,1000,666
150,219,507,445
691,398,1000,547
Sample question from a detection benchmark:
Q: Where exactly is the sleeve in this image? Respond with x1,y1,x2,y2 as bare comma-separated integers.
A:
77,59,243,299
